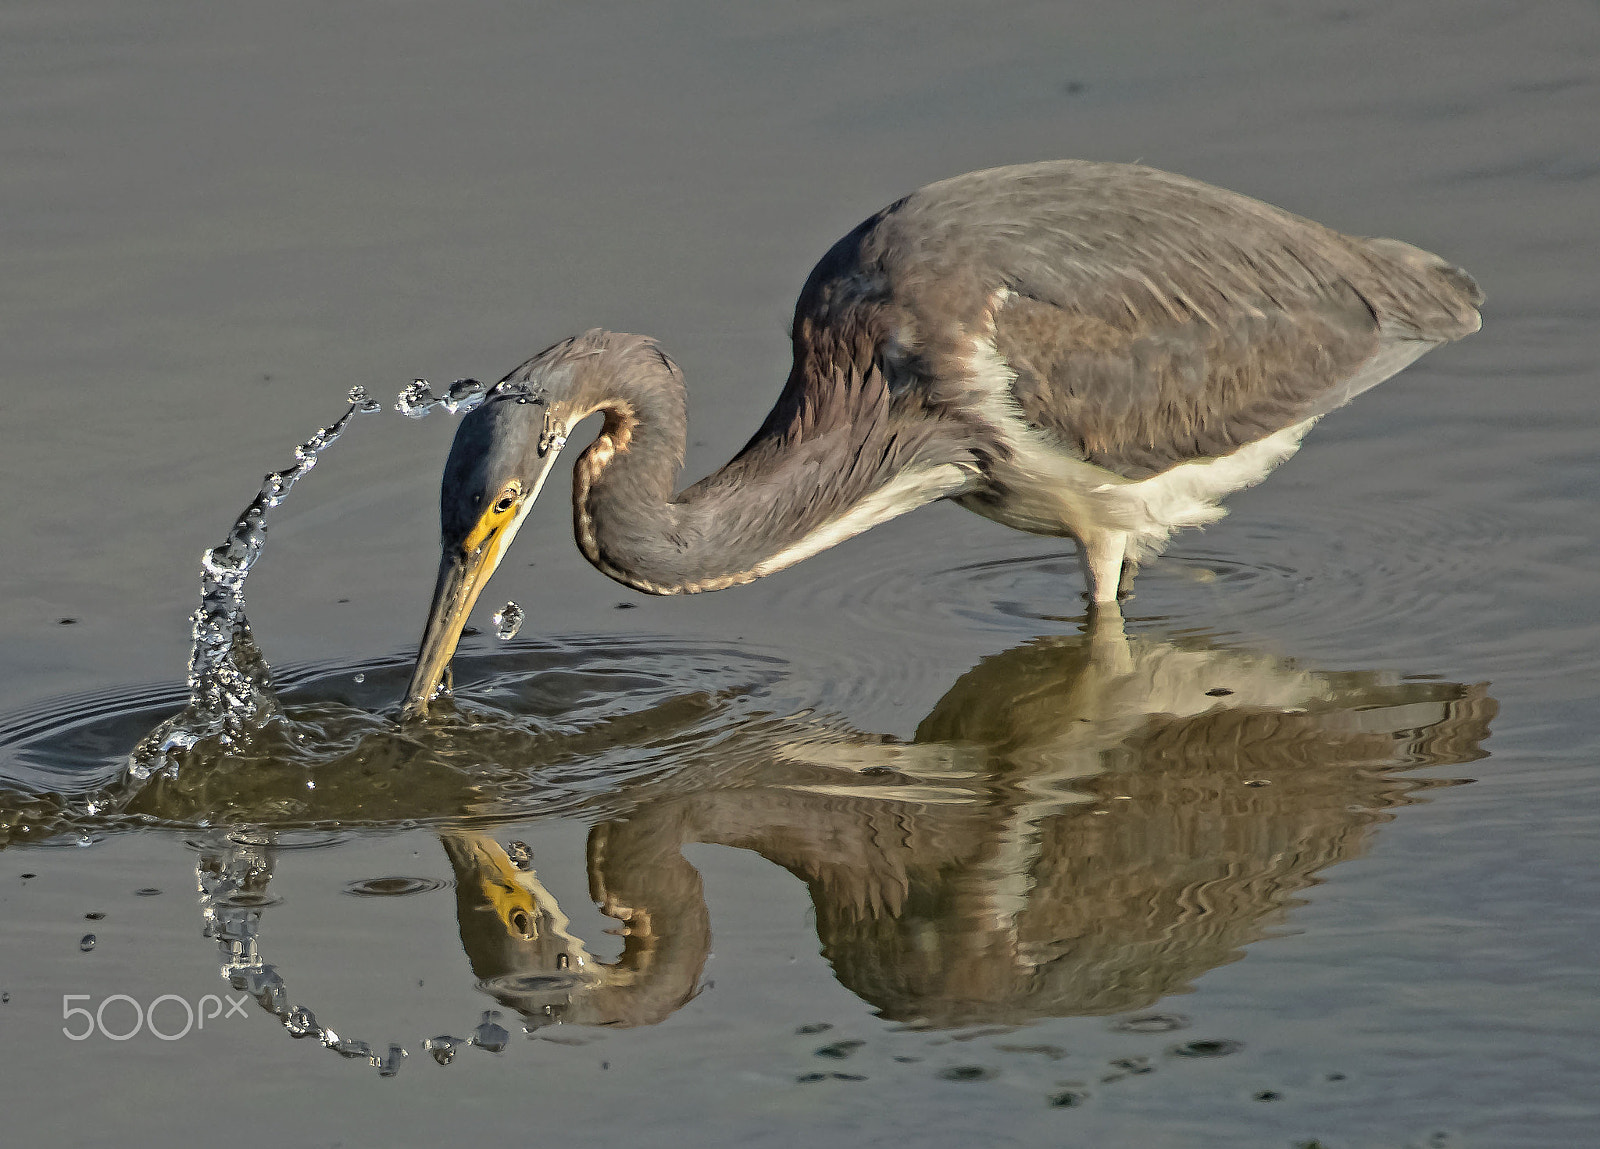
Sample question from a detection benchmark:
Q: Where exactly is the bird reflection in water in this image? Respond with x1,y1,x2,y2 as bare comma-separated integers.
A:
197,615,1491,1037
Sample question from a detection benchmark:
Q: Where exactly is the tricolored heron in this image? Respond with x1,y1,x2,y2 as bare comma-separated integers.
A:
402,160,1482,716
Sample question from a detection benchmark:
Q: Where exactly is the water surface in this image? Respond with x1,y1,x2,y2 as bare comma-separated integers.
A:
2,2,1597,1146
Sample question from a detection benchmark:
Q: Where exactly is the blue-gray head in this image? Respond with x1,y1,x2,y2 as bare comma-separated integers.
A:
401,331,680,717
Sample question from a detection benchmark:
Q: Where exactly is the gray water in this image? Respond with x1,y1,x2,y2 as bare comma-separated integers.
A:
2,2,1598,1146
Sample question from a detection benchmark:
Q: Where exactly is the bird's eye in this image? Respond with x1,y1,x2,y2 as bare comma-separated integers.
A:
494,491,517,513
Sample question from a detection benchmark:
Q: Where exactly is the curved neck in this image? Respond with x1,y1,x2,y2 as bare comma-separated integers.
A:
568,347,970,596
568,354,695,593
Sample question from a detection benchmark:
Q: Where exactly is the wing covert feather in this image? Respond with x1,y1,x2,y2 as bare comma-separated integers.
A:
792,161,1483,480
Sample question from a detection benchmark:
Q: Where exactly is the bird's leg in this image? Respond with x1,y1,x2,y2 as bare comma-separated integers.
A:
1083,598,1134,673
1076,530,1128,606
1117,557,1138,601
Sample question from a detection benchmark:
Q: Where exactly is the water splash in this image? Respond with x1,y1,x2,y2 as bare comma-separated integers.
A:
125,388,382,782
395,377,492,419
199,842,409,1078
394,376,543,420
493,601,525,641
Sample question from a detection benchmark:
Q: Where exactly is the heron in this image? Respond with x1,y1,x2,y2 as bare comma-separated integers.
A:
402,160,1482,716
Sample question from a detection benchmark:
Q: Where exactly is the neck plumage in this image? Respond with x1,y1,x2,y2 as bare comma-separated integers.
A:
567,344,972,596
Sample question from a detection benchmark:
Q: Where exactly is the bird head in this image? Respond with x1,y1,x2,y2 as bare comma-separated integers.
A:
400,335,614,718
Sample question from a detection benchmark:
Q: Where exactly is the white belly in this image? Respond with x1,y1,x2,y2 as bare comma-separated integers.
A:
957,335,1317,560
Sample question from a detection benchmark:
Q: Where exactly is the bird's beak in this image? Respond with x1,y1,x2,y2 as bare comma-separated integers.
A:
401,549,491,719
401,443,567,720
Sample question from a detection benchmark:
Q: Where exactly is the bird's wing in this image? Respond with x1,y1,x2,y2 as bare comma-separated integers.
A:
869,162,1484,480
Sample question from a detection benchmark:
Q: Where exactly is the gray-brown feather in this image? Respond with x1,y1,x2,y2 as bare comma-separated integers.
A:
776,161,1482,480
670,313,979,576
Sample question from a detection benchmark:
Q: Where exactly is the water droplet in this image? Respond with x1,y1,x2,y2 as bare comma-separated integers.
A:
352,672,365,684
372,1044,407,1077
79,934,96,952
426,1035,465,1065
328,1034,374,1060
135,887,161,897
492,601,525,641
471,1012,510,1053
938,1065,996,1082
346,386,382,414
85,911,104,921
444,378,487,411
1205,687,1234,697
506,841,533,870
396,379,434,417
343,877,447,897
1,992,9,1004
284,1005,321,1039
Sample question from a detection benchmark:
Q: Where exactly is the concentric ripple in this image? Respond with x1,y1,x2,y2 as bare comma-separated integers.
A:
0,635,797,844
765,496,1532,664
343,876,449,897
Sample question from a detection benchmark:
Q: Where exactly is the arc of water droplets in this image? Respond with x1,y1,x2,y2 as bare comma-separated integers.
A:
199,843,408,1076
199,843,511,1078
126,388,383,782
393,375,543,420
